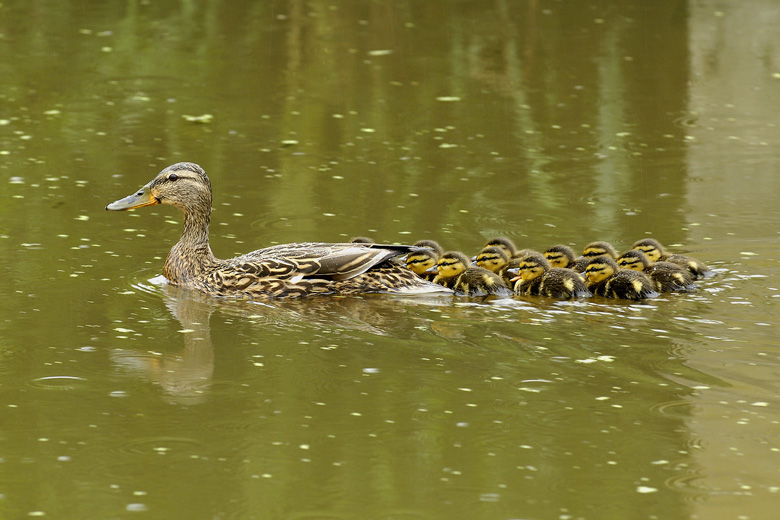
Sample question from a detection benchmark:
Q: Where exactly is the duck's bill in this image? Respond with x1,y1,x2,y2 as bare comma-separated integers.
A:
106,184,159,211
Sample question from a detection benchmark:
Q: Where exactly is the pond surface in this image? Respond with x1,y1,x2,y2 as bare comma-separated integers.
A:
2,1,780,519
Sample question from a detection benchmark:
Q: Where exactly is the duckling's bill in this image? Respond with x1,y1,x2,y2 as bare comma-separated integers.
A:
106,183,160,211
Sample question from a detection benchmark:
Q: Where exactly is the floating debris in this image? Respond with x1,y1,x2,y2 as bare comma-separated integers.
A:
182,114,214,124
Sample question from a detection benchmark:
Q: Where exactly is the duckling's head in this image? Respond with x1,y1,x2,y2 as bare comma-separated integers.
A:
436,251,472,279
616,249,651,271
583,255,619,284
544,245,576,268
582,241,618,259
475,246,510,273
413,239,444,257
483,237,518,258
350,236,374,244
106,162,212,216
632,238,664,262
406,249,439,276
513,253,550,282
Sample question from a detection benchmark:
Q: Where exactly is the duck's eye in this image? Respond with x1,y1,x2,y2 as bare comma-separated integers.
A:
168,173,179,181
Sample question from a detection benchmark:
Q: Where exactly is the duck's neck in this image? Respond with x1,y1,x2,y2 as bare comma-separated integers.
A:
163,210,218,285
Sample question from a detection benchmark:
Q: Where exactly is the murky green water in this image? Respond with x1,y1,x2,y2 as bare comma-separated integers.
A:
2,1,780,519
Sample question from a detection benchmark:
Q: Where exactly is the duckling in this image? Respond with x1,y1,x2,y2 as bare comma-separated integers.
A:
616,249,697,293
632,238,713,279
583,255,659,301
474,246,523,285
482,236,536,259
509,253,592,299
431,251,512,297
350,236,375,244
405,248,439,281
544,244,589,272
413,239,445,257
582,241,619,259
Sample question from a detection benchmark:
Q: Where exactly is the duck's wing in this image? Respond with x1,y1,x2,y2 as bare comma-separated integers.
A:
234,242,416,282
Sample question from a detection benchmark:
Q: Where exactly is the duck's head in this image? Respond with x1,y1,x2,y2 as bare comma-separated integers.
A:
413,239,444,257
544,245,576,268
582,241,618,259
483,236,518,258
435,251,472,278
510,253,550,282
583,255,619,284
474,246,510,273
406,249,439,276
616,249,651,271
106,162,212,215
631,238,664,262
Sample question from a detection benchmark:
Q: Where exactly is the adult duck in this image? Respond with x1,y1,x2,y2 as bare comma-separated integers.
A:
106,162,448,298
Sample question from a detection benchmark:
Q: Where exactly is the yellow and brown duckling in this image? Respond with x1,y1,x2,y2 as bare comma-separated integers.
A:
482,236,536,260
632,238,713,279
508,253,592,299
582,241,619,260
583,255,659,301
405,248,440,282
350,236,375,244
430,251,512,297
544,244,589,272
616,249,697,293
474,246,525,285
106,162,450,298
413,239,445,257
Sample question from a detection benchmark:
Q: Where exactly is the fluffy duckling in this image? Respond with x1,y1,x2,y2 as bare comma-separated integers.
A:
509,253,592,299
405,248,439,281
544,244,589,272
482,237,536,259
582,241,619,259
616,249,697,293
632,238,713,279
350,236,374,244
431,251,512,297
413,239,445,257
583,255,659,301
474,246,523,285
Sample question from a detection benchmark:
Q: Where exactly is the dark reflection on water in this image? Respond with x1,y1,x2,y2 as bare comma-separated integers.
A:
2,0,780,519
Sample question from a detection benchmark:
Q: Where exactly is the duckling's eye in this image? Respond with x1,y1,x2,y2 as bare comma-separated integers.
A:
168,173,179,181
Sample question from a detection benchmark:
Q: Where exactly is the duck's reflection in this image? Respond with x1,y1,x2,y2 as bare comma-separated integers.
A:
112,281,458,405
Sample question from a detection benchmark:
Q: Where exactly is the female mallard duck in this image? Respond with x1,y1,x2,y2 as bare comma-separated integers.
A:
543,244,588,272
508,253,592,299
106,162,449,298
632,238,713,279
405,248,439,282
429,251,512,297
616,249,697,293
583,255,659,301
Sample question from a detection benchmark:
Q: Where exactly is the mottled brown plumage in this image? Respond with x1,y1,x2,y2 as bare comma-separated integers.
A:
106,162,449,298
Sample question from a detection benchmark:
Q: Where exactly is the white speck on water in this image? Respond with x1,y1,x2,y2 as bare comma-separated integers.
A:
636,486,658,494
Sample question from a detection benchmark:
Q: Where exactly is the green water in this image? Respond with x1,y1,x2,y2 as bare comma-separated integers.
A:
2,1,780,519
